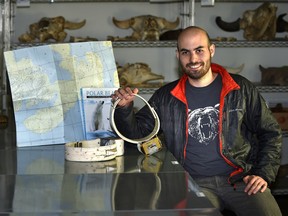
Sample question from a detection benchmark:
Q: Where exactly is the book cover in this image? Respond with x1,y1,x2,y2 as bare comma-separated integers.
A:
81,88,118,140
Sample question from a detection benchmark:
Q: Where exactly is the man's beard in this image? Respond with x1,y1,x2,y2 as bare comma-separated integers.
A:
181,61,211,80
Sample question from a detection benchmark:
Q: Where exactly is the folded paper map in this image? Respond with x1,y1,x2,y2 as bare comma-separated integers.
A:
4,41,119,147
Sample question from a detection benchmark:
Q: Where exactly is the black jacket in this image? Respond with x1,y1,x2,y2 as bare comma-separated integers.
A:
114,63,282,185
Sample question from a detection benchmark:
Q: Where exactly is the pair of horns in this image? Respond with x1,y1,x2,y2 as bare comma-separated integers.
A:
216,13,288,32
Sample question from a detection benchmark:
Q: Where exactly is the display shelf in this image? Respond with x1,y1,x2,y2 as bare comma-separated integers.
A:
24,0,150,3
11,41,179,49
11,40,288,50
212,41,288,48
113,41,177,48
113,40,288,48
139,86,288,95
256,86,288,93
211,0,286,2
13,0,287,3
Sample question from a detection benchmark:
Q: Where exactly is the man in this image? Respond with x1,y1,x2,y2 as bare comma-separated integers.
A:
112,26,282,215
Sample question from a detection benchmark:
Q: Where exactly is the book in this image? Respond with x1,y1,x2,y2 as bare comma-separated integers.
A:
80,88,118,140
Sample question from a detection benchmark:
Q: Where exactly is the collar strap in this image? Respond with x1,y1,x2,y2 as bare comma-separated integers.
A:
65,138,124,162
110,94,160,144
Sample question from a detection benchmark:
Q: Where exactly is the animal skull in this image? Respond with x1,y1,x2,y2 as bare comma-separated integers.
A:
259,65,288,86
111,15,179,41
240,2,277,40
117,62,164,87
215,2,279,40
69,36,98,42
19,16,86,43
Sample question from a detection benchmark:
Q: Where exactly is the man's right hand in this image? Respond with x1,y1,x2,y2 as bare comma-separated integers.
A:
112,87,139,107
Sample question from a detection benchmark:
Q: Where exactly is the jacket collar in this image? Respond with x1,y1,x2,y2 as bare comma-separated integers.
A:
171,63,240,103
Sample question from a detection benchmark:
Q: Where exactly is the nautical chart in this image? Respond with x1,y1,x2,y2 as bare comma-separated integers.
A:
4,41,119,147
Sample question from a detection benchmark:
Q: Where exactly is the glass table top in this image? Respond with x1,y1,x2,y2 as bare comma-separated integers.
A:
0,144,220,215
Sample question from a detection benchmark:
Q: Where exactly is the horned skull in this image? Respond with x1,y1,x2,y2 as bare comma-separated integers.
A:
259,65,288,86
240,2,277,40
111,15,180,41
19,16,86,43
215,2,282,41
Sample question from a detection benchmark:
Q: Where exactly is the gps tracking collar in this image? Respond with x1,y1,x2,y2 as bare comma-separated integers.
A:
111,94,162,156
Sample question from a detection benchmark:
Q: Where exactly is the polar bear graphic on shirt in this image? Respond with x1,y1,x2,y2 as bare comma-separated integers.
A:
188,104,219,145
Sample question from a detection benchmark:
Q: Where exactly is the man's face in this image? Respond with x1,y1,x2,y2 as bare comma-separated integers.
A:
176,31,215,80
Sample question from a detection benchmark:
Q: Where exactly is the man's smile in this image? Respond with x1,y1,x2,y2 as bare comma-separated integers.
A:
187,62,203,71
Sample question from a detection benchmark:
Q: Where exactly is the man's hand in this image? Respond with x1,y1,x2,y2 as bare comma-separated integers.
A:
112,87,139,107
243,175,268,195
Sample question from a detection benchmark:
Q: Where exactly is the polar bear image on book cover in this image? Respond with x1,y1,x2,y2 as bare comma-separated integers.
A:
81,88,118,140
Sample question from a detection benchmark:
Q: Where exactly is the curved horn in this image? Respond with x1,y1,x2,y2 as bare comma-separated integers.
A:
259,65,266,73
215,16,240,32
224,64,245,74
276,13,288,32
64,19,86,30
112,17,133,29
161,17,180,30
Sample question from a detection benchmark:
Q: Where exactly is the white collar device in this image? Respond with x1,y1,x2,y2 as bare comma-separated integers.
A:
110,94,162,155
65,138,124,162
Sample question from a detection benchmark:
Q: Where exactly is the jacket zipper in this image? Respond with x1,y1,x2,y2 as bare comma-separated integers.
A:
221,96,244,179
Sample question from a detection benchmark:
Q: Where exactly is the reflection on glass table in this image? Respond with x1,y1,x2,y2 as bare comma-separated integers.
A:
0,145,221,215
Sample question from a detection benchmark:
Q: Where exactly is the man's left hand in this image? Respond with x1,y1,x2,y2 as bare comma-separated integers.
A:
243,175,268,195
